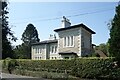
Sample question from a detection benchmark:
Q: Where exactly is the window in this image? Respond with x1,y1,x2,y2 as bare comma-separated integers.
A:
67,36,70,46
35,48,40,54
55,57,57,59
35,48,37,53
38,56,42,60
38,48,40,54
71,36,74,46
33,48,35,54
64,36,74,47
38,57,39,60
39,48,42,54
52,57,54,59
35,57,37,59
40,57,42,59
55,46,57,53
51,46,54,53
51,46,57,53
64,37,66,46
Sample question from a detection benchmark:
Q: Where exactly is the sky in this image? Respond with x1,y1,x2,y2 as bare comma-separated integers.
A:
8,2,117,46
10,0,119,2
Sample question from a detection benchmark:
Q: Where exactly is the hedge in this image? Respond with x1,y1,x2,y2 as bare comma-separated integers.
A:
2,57,120,79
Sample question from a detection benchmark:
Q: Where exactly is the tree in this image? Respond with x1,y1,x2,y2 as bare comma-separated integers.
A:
1,0,17,59
13,43,31,59
13,44,26,59
109,3,120,65
21,23,40,59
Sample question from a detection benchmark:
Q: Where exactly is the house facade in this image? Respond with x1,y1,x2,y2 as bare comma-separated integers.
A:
31,16,95,60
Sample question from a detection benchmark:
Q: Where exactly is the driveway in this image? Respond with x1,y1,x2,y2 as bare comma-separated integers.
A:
1,73,51,80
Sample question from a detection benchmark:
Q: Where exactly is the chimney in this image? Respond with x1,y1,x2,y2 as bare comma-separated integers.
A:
61,16,71,28
49,34,56,40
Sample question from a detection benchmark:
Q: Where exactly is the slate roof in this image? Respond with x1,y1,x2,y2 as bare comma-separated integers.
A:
32,39,58,45
54,23,96,34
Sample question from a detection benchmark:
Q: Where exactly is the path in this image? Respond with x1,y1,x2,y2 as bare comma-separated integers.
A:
1,73,51,80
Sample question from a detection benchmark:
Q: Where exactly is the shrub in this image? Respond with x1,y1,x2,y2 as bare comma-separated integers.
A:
3,58,18,74
2,58,120,79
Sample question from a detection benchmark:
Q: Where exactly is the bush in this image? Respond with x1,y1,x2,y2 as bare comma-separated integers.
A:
3,58,18,74
2,58,120,79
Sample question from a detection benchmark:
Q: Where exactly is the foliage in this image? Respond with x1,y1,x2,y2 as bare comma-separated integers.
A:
13,23,40,59
1,0,17,59
90,52,98,57
18,23,40,59
3,58,120,79
3,58,18,74
109,3,120,65
21,23,40,45
13,44,30,59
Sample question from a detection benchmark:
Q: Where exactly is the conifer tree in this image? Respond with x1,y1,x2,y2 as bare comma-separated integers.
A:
1,0,17,59
109,3,120,65
21,23,40,59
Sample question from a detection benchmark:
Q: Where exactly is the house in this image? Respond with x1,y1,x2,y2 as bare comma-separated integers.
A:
31,16,95,60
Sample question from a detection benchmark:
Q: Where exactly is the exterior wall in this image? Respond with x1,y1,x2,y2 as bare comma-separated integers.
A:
32,42,59,60
57,27,82,57
31,26,94,60
49,43,60,59
32,44,47,60
81,27,92,56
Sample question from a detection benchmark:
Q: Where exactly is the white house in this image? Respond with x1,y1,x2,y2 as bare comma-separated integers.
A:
31,16,95,60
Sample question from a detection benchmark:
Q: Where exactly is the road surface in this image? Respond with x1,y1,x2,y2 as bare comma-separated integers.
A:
1,73,51,80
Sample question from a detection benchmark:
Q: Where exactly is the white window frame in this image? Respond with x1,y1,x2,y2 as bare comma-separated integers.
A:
39,48,42,54
40,57,41,60
54,46,57,53
64,36,67,47
64,36,74,47
71,36,74,47
67,36,70,46
35,48,37,54
37,48,39,54
50,45,57,54
51,46,54,54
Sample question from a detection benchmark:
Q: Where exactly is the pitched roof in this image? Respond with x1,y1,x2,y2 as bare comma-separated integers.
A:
54,23,96,34
32,39,58,45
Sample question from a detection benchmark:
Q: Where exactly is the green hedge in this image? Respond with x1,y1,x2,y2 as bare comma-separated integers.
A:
2,58,120,79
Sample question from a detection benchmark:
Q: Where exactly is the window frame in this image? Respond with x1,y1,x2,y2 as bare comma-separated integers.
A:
64,36,74,47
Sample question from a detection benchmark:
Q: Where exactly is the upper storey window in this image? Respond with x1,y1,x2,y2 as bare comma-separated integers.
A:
64,36,74,47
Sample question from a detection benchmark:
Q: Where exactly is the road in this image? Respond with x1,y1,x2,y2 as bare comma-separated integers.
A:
1,73,51,80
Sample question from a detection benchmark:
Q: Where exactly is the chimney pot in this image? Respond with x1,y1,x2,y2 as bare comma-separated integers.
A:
61,16,71,28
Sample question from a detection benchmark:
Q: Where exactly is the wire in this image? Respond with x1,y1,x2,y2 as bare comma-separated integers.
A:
10,8,114,24
10,3,115,21
66,8,114,18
